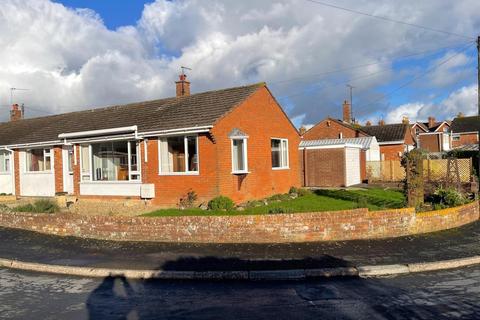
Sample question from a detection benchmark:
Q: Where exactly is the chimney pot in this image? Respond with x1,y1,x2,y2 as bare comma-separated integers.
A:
402,116,409,124
342,100,351,123
299,125,307,136
175,74,190,97
378,119,385,126
365,120,372,126
428,116,436,128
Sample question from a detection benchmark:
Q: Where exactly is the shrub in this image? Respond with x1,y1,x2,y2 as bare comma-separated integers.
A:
429,188,466,208
15,199,60,213
178,190,198,209
297,188,312,197
208,196,234,211
267,193,291,202
268,207,291,214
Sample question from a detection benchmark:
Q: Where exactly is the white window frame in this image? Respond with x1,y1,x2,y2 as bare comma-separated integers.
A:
158,135,199,176
0,150,10,174
231,137,249,174
80,141,141,183
271,138,289,170
25,148,53,173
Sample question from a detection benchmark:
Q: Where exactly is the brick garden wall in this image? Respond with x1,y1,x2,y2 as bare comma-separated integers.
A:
0,201,477,243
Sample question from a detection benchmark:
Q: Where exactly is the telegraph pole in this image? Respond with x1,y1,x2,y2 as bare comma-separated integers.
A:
477,36,480,115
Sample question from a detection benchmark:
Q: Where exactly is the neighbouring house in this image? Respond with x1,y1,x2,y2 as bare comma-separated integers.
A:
299,136,379,186
299,141,363,187
0,78,301,206
301,101,369,140
411,116,452,153
450,115,480,149
360,122,415,161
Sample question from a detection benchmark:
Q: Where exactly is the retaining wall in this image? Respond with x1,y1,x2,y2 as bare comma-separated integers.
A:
0,201,478,243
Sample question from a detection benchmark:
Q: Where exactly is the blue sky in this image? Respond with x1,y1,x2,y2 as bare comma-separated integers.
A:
54,0,151,29
1,0,479,125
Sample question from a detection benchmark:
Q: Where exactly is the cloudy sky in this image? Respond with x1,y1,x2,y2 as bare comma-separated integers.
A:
0,0,479,127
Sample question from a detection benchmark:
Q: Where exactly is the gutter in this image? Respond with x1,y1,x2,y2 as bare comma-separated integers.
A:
377,140,405,146
58,126,138,139
138,125,213,138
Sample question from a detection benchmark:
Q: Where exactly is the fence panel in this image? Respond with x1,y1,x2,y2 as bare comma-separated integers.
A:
366,160,405,182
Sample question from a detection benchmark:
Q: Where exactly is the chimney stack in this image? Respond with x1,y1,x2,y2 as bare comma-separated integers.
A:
378,119,385,126
402,116,409,124
428,116,436,128
457,112,464,118
299,125,307,136
365,120,372,126
10,103,23,121
175,74,190,97
342,100,351,123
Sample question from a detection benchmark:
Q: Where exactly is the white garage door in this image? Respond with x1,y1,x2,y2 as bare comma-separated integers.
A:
344,147,361,186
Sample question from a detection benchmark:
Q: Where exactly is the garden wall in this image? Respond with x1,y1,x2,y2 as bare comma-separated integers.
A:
0,201,478,243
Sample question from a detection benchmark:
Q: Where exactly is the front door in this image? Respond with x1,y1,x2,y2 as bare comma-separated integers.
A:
62,146,74,194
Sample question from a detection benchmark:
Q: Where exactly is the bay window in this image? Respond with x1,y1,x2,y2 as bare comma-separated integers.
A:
0,151,10,173
80,141,140,182
271,138,289,169
231,138,248,174
26,148,51,172
158,135,198,174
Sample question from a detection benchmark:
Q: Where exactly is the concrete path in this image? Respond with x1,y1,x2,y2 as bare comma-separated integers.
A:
0,221,479,274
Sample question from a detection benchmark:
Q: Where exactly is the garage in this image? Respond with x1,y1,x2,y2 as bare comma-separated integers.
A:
299,141,362,187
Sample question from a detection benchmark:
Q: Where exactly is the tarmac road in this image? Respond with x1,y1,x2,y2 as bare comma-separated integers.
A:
1,265,479,319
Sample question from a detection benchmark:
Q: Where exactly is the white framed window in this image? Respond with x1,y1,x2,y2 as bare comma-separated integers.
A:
271,138,289,169
158,135,198,174
80,141,140,182
26,148,52,172
0,151,10,173
231,138,248,174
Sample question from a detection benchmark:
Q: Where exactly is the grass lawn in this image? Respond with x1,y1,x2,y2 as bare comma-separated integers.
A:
142,188,406,217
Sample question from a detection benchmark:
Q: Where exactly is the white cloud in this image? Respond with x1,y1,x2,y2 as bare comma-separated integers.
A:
382,84,477,123
0,0,479,122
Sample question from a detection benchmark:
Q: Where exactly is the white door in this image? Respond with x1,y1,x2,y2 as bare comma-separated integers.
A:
63,146,74,194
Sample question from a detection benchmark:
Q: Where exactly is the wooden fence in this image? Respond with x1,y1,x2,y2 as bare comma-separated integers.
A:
366,158,472,183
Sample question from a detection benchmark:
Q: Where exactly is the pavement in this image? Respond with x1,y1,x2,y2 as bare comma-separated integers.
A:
0,220,479,277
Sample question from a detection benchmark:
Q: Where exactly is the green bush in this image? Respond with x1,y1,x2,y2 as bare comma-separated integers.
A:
208,196,234,211
289,186,311,197
267,193,291,202
268,207,291,214
430,188,466,208
15,199,60,213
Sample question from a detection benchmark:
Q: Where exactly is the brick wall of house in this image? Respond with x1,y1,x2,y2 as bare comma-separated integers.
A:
302,119,366,140
452,132,479,147
142,134,218,207
0,201,477,243
379,144,405,161
53,147,64,194
418,134,441,152
360,149,366,182
210,86,301,203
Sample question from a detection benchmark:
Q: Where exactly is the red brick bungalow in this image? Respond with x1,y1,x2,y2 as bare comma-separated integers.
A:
0,79,300,206
361,122,415,161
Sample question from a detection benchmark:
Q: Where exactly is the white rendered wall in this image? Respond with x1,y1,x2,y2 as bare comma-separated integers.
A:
19,151,56,197
345,147,361,186
80,182,142,196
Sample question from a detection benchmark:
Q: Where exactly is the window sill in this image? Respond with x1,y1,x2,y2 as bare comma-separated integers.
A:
272,167,290,170
80,181,142,184
232,171,250,175
158,172,200,176
0,172,11,175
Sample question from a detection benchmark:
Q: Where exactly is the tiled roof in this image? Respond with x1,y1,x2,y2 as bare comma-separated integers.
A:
451,116,480,133
360,123,408,142
300,136,377,149
453,144,479,151
0,83,264,146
